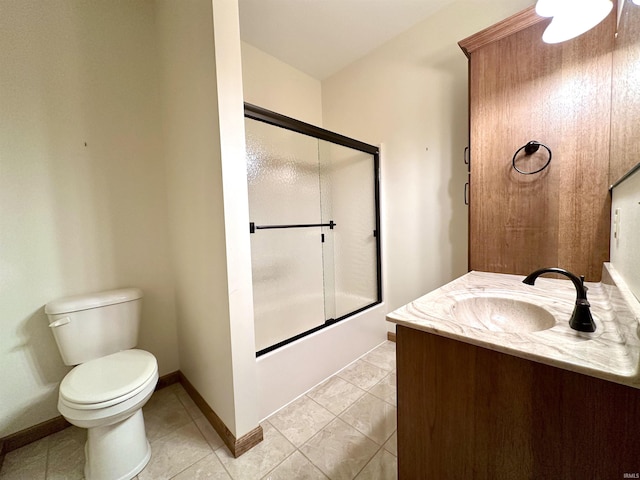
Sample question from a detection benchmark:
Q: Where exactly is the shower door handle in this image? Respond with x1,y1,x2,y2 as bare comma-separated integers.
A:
250,221,336,233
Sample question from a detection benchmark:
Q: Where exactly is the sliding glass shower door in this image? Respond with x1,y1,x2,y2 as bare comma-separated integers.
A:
318,140,379,321
245,104,381,356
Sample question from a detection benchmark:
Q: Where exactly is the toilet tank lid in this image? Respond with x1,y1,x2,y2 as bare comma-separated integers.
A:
45,288,143,315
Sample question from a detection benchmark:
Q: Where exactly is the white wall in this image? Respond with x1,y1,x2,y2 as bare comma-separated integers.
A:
322,0,535,318
611,168,640,301
157,0,258,439
0,1,179,437
241,42,323,126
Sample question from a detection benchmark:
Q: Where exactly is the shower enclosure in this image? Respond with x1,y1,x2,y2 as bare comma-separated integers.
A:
245,104,381,356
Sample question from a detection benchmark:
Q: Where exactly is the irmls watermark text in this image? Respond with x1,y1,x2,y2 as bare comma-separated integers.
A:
623,473,640,479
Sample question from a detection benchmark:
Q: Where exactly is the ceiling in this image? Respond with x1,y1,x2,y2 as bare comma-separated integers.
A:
238,0,458,80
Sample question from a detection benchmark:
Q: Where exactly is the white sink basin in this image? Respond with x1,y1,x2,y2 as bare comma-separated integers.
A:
451,296,556,333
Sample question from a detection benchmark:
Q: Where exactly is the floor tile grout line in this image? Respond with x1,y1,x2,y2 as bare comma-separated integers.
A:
295,434,330,479
352,443,387,480
144,416,193,445
192,415,224,451
257,447,298,480
366,371,398,407
142,417,213,479
295,417,388,480
367,370,394,390
337,390,397,447
211,444,236,479
359,356,395,372
143,392,193,445
305,379,368,415
302,393,339,426
335,368,386,392
166,441,216,480
292,448,331,480
267,372,367,426
332,342,394,380
337,415,396,450
297,360,395,431
0,438,49,478
44,438,51,480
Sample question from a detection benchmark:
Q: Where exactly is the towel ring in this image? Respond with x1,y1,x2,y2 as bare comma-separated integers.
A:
512,141,552,175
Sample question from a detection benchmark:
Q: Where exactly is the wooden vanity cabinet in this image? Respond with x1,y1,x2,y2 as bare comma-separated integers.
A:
458,7,614,281
396,325,640,479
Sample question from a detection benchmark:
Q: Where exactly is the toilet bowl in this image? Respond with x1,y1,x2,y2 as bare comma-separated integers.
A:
58,350,158,480
45,289,158,480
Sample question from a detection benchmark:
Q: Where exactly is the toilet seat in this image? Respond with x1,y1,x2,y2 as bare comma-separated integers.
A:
60,349,157,410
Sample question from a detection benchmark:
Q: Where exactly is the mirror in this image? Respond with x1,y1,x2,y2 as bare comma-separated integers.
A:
610,0,640,185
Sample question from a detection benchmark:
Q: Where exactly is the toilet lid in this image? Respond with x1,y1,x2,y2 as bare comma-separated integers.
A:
60,349,157,406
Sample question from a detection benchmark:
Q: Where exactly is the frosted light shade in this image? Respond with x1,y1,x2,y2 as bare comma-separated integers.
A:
535,0,556,17
536,0,613,44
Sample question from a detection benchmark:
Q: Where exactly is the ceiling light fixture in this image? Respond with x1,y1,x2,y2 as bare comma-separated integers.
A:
536,0,613,44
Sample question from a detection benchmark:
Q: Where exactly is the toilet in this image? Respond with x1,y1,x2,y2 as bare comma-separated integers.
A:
45,288,158,480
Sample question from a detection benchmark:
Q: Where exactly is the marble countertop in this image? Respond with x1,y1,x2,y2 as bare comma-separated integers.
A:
386,263,640,388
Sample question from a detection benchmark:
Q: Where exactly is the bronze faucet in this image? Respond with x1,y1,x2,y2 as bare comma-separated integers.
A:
523,267,596,332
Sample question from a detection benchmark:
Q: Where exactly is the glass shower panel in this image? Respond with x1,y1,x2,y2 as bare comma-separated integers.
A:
245,118,326,352
319,140,378,319
244,103,381,355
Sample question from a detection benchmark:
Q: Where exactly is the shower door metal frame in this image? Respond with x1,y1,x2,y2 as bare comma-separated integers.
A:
245,103,382,357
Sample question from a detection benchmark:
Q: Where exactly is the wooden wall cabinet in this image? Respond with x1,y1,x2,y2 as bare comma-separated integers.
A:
459,7,614,281
610,1,640,185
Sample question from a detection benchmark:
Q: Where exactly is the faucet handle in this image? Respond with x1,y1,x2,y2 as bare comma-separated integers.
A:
580,275,589,292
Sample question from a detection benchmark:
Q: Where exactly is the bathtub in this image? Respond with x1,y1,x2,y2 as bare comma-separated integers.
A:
256,295,386,420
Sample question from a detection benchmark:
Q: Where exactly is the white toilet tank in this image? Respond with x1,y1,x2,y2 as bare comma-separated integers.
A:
45,288,143,366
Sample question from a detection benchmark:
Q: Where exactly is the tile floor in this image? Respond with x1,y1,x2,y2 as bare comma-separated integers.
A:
0,341,397,480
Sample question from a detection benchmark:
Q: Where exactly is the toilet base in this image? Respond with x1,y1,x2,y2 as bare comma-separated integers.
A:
84,409,151,480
